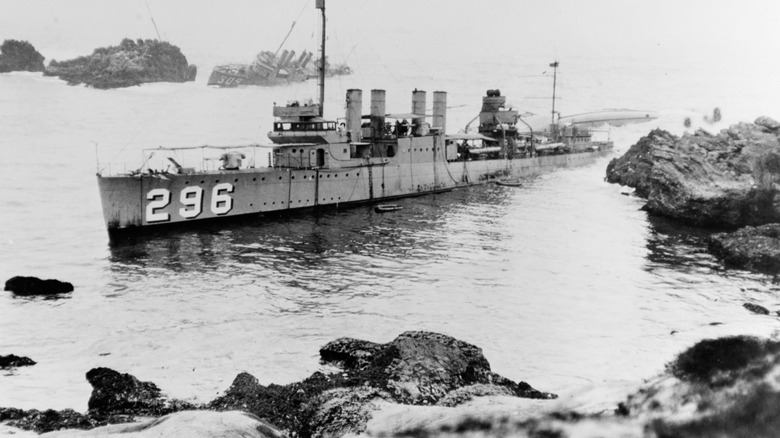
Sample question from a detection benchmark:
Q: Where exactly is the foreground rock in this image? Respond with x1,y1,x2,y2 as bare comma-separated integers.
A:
0,39,45,73
8,334,780,437
40,411,282,438
1,368,194,433
86,368,195,418
209,331,554,437
1,332,553,436
0,354,36,368
44,38,197,89
5,276,74,296
378,335,780,437
708,223,780,273
606,118,780,227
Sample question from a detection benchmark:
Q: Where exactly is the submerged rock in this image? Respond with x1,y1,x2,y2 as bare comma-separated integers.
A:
44,38,196,89
708,223,780,273
5,276,74,296
0,354,36,368
606,119,780,227
0,39,45,73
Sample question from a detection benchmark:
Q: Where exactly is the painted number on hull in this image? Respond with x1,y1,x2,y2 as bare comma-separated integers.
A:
145,184,235,223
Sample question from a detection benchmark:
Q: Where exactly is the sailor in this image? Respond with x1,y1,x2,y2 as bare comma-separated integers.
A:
400,119,409,136
220,151,246,170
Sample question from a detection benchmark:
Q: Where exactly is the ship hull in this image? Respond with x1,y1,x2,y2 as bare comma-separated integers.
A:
207,66,307,87
97,148,611,237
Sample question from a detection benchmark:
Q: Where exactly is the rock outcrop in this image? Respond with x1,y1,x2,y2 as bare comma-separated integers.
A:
5,276,74,296
44,38,197,89
708,223,780,273
0,39,45,73
385,335,780,437
1,332,553,436
0,354,36,368
86,367,194,418
209,331,554,437
606,118,780,228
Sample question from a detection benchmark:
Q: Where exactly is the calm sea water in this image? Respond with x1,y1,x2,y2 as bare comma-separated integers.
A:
3,3,780,414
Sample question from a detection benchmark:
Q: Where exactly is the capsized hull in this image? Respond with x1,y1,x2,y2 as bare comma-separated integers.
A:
97,148,611,236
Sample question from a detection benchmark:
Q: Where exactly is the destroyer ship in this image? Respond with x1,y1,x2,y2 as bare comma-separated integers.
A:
96,0,617,236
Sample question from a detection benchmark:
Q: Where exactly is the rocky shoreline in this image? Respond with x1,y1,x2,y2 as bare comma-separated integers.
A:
5,332,780,437
606,116,780,274
1,331,554,436
0,38,196,88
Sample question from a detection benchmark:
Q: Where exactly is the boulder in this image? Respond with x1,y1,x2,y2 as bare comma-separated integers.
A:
209,331,554,437
382,336,780,437
0,39,45,73
0,354,36,368
606,119,780,227
616,336,780,437
86,367,194,418
44,38,196,89
0,408,95,434
708,224,780,273
5,276,73,296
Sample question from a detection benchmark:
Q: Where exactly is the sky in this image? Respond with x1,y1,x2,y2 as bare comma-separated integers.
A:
2,0,780,67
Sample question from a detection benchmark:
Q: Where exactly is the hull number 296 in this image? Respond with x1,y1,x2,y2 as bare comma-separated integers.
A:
146,183,235,223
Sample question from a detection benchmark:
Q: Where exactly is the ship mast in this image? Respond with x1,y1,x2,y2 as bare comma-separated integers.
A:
550,60,559,138
316,0,326,117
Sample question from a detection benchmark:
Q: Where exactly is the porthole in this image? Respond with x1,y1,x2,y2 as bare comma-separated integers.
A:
262,177,266,181
279,176,282,180
253,177,257,181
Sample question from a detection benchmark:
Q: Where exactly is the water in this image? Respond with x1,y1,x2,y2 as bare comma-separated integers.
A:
3,0,780,415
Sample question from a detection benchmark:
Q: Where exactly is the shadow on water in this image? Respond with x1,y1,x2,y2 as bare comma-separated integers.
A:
644,215,723,270
643,215,780,292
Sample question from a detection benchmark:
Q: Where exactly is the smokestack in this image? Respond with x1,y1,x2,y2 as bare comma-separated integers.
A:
346,89,363,142
433,91,447,133
370,89,386,139
296,51,307,67
279,50,291,68
412,89,426,135
301,52,314,68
